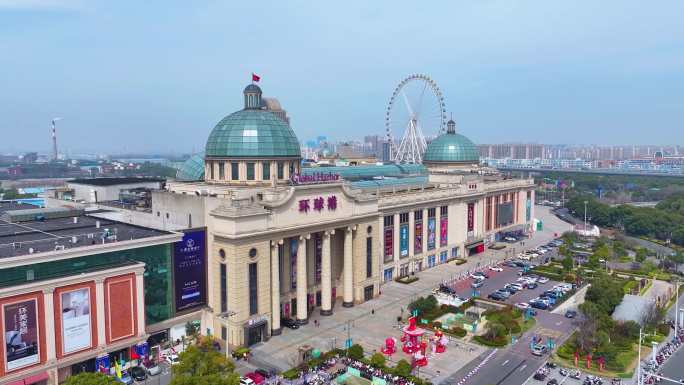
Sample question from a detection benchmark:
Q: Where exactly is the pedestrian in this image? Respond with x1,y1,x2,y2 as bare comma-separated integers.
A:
371,309,375,315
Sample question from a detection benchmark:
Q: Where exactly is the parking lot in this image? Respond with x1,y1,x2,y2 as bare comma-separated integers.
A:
530,363,618,385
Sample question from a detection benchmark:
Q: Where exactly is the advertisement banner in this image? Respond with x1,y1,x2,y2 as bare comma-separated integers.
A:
467,203,475,232
414,222,423,254
427,218,436,250
290,238,298,289
61,288,92,354
3,299,39,371
383,227,394,259
399,224,409,257
440,217,448,247
173,229,207,312
526,199,532,222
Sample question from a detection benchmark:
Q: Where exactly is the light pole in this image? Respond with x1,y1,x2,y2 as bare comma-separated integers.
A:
675,281,680,337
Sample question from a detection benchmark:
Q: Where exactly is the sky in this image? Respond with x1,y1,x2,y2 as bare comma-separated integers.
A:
0,0,683,154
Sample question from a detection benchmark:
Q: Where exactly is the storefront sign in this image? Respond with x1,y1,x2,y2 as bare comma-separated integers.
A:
383,227,394,259
467,203,475,232
95,354,110,373
246,315,268,326
290,172,340,185
399,224,409,257
414,222,423,254
173,230,207,312
61,288,92,354
3,299,39,371
298,196,337,213
440,217,448,247
427,218,436,250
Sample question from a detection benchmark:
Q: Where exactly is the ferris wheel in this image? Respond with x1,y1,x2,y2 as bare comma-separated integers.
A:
385,74,447,164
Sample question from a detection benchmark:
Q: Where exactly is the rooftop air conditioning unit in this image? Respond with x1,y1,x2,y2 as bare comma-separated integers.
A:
71,236,78,244
73,217,78,224
28,248,34,254
96,220,101,228
54,244,65,251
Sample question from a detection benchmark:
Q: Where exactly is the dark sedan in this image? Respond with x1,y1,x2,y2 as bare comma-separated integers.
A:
130,366,147,381
281,318,300,329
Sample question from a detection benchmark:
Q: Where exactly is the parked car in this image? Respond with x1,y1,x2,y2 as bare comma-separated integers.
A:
471,271,489,279
116,372,134,385
537,277,549,284
489,266,503,272
526,282,538,289
281,318,300,329
439,284,456,295
130,366,147,382
565,310,578,318
504,236,517,242
547,379,559,385
530,300,548,310
471,279,484,288
515,302,530,310
495,289,511,298
165,354,180,365
240,377,256,385
255,368,271,378
488,292,506,301
505,261,519,268
531,344,548,356
146,364,161,376
245,372,265,385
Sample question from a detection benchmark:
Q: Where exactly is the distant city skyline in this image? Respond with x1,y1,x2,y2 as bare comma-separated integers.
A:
1,1,682,153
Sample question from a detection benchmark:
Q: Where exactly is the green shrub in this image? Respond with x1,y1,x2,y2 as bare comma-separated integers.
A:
347,344,364,360
282,368,300,380
657,323,671,336
473,335,508,347
370,352,386,368
394,359,412,377
450,326,467,337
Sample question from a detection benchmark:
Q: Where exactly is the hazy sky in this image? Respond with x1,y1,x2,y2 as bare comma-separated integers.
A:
1,0,682,154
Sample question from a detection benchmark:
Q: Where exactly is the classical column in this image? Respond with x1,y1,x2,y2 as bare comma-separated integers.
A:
320,231,333,316
135,272,146,337
95,278,106,346
343,227,354,307
296,235,308,324
43,288,56,362
271,240,282,335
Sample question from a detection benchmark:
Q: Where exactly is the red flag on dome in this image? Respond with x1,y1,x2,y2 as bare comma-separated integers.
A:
252,73,261,82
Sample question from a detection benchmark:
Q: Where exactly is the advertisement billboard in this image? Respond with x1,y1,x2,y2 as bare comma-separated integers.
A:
440,217,448,246
427,218,436,250
173,229,207,312
467,203,475,232
399,224,409,257
383,227,394,260
3,299,39,371
414,222,423,254
526,199,532,222
61,288,92,354
290,238,298,289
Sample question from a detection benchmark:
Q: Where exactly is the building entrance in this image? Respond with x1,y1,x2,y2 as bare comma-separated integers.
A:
364,285,374,301
245,321,267,346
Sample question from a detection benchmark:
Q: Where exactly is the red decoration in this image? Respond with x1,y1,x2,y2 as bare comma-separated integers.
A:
574,350,579,368
252,73,261,82
586,354,591,369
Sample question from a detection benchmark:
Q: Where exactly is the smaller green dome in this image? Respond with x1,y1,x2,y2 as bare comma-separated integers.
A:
424,128,479,163
176,152,205,181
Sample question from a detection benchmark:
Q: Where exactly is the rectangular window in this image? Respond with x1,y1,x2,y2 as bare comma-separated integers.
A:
451,247,458,258
221,326,227,341
246,162,255,180
210,162,215,180
289,162,295,175
231,162,239,180
218,162,225,180
366,237,373,278
248,263,258,315
220,263,227,313
383,215,394,262
399,212,409,223
439,251,447,263
428,255,436,267
428,208,436,218
277,162,284,179
262,161,270,180
414,210,423,221
383,215,394,227
440,205,448,216
383,268,394,282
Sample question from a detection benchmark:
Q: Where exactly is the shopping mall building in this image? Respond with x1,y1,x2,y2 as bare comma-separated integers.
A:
164,83,536,348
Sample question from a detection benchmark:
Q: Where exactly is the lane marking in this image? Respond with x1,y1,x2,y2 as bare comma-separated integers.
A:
519,364,527,371
502,359,510,366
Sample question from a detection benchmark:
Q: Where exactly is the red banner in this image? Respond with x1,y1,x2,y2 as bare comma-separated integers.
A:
467,203,475,232
384,227,394,259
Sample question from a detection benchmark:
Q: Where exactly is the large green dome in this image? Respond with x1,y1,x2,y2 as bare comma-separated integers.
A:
205,109,301,158
424,121,479,163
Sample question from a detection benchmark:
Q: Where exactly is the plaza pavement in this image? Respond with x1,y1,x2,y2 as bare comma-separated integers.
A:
249,206,573,383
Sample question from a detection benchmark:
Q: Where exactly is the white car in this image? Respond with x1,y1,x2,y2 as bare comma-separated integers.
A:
165,354,179,365
515,302,530,310
536,249,548,254
537,277,549,284
240,378,255,385
489,266,503,272
518,254,531,261
509,282,524,290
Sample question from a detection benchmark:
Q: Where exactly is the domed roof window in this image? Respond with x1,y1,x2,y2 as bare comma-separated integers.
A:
423,119,479,164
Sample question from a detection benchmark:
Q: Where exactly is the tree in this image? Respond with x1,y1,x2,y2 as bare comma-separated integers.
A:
185,321,199,338
635,248,647,263
667,252,684,272
170,336,239,385
562,256,574,272
63,373,117,385
394,359,412,377
347,344,364,360
370,352,386,368
639,301,665,331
